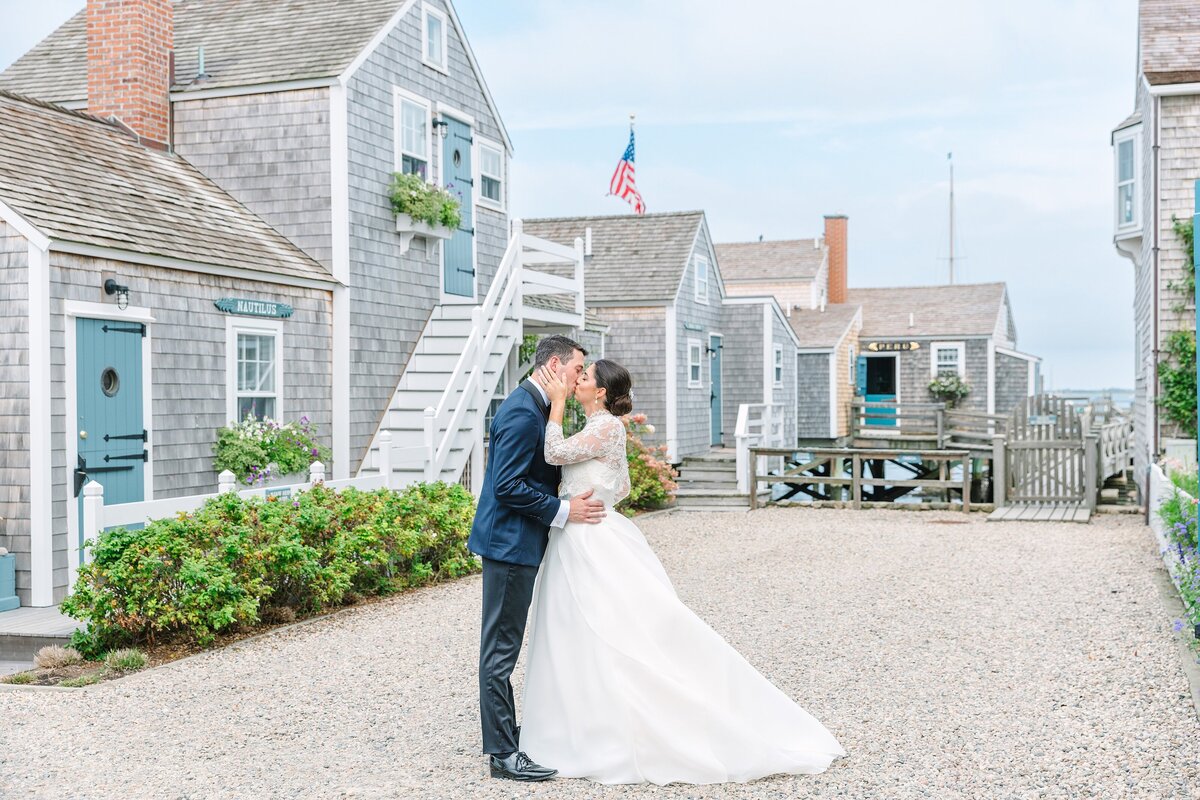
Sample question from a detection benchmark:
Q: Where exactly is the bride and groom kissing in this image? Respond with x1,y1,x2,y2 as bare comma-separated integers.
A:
467,335,845,786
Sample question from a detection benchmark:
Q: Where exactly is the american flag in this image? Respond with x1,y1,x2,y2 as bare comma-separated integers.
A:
608,127,645,215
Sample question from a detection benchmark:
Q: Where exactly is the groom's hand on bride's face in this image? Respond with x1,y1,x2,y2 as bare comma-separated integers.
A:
568,489,606,524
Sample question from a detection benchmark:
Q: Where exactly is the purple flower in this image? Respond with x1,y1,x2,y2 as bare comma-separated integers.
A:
300,415,310,425
311,447,319,457
1173,619,1186,633
292,500,300,508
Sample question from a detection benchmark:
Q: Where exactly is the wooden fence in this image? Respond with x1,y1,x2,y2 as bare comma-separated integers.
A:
747,447,972,511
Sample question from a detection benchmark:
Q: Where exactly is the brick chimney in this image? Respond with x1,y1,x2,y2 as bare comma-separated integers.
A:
824,214,848,304
87,0,173,147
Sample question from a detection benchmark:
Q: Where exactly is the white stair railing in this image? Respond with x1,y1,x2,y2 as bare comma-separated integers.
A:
418,219,585,489
735,402,787,494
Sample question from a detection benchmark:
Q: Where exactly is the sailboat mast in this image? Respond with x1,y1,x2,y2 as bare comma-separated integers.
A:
948,152,955,285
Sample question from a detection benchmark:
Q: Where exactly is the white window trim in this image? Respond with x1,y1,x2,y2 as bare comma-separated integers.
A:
773,343,784,387
1113,126,1141,233
693,254,709,304
226,317,285,424
687,338,703,389
475,134,506,213
393,87,433,179
848,345,856,385
930,341,967,378
421,3,449,74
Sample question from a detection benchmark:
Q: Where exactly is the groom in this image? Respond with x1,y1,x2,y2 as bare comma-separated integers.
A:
468,335,606,782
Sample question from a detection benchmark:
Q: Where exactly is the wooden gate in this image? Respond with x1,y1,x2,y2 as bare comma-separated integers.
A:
990,394,1092,522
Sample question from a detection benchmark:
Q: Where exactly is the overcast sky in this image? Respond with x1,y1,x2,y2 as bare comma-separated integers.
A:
2,1,1140,390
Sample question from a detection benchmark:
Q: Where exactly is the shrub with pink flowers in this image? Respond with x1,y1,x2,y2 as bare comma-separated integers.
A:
213,415,331,486
620,414,678,515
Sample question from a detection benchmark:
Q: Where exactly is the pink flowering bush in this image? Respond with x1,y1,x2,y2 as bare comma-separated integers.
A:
619,415,678,515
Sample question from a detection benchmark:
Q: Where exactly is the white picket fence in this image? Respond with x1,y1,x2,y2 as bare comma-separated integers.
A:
70,431,417,590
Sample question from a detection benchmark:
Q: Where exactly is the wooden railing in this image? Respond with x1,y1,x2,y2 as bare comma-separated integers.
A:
746,447,972,511
1093,415,1134,480
850,400,1006,453
939,409,1008,450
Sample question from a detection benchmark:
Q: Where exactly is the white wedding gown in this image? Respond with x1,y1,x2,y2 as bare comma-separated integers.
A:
520,411,845,785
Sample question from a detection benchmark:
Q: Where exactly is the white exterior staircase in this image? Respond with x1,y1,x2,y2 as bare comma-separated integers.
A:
358,220,586,490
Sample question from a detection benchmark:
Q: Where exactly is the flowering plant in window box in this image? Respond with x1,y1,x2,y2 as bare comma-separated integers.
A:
214,415,331,486
927,374,971,408
388,172,461,253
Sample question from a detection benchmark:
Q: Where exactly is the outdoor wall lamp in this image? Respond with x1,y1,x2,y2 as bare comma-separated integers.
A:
431,117,450,138
104,278,130,310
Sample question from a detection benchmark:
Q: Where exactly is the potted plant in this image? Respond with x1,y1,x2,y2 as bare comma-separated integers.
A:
928,373,971,409
213,415,331,487
388,172,462,254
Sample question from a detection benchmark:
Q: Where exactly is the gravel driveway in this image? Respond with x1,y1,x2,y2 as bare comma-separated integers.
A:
1,509,1197,800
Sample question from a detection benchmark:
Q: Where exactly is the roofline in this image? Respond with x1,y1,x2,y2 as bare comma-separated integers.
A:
172,77,338,103
722,295,801,348
51,241,341,289
994,345,1041,363
1142,79,1200,95
584,298,673,308
0,198,50,250
525,210,706,225
847,280,1007,293
337,0,513,154
858,332,995,341
788,304,860,350
668,213,718,307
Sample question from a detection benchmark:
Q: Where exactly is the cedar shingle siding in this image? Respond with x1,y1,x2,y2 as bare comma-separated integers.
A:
675,226,724,454
595,307,668,444
0,222,31,600
344,0,509,468
797,352,831,438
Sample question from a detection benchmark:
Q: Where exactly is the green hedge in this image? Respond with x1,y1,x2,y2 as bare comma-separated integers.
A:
61,482,478,657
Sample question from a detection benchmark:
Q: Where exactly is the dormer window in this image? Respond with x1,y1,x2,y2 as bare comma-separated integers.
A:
423,4,449,73
1113,127,1141,232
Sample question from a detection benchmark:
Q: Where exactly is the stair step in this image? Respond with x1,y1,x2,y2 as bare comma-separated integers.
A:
403,369,498,392
409,351,509,373
387,407,479,428
675,480,739,492
675,494,757,507
678,464,737,478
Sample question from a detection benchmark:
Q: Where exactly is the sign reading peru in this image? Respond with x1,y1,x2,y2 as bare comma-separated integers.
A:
214,298,294,319
866,341,921,352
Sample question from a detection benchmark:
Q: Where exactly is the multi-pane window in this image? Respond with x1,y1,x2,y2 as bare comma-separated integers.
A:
1116,137,1136,227
688,340,703,387
397,95,429,179
773,344,784,386
423,4,448,71
480,143,504,207
932,343,964,377
236,333,278,421
694,254,709,303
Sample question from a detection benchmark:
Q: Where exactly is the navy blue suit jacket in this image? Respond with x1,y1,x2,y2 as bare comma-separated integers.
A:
468,381,562,567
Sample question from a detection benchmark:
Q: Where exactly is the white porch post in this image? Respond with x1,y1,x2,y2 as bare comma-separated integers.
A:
75,480,105,592
28,241,53,606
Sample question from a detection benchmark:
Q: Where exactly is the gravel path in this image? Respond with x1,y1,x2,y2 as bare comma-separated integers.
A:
1,509,1197,800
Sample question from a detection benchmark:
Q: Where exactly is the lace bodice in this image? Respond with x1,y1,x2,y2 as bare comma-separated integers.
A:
545,412,631,507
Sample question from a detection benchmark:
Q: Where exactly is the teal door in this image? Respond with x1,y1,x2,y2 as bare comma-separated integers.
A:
864,356,897,427
74,318,146,551
709,335,723,445
443,116,475,297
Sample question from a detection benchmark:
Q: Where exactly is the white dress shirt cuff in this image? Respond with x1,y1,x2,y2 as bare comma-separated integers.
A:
551,499,570,529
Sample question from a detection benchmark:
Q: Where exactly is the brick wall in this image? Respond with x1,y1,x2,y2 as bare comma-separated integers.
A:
86,0,172,145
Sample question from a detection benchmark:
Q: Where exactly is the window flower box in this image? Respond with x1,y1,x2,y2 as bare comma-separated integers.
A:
394,212,455,255
389,171,462,255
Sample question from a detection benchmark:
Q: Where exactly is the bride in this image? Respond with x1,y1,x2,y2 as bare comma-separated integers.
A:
520,358,845,785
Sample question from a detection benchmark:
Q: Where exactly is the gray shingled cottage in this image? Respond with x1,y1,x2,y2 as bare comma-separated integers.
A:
0,91,336,607
0,0,587,607
525,212,799,461
720,216,1041,444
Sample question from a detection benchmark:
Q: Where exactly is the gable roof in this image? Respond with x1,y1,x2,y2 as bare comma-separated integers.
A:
0,0,512,149
524,211,705,304
1140,0,1200,85
0,91,333,283
788,303,861,349
846,283,1008,339
715,239,826,283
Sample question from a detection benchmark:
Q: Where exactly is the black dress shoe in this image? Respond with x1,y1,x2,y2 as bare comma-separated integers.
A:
489,751,557,782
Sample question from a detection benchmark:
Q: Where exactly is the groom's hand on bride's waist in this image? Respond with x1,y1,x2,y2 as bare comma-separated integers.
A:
568,489,606,524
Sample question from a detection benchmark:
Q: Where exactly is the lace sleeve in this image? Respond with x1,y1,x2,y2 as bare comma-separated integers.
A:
545,414,625,466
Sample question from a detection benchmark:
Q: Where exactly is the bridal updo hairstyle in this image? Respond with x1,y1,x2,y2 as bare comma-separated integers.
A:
593,359,634,416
